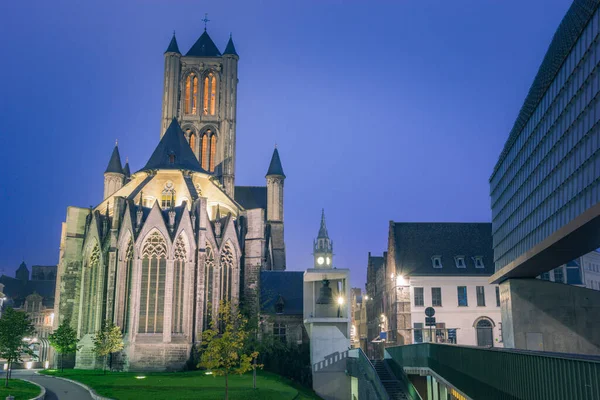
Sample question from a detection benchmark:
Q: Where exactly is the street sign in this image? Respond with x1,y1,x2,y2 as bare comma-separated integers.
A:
425,317,436,326
425,307,435,317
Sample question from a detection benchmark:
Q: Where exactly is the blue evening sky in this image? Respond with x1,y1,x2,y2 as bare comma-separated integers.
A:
0,0,570,288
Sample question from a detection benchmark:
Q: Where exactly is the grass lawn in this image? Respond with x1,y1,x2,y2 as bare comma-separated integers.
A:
40,369,321,400
0,379,42,400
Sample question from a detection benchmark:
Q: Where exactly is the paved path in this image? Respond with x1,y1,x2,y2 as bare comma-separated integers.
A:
10,369,93,400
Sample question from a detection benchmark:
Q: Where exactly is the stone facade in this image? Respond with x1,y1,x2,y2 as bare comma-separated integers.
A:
54,27,288,371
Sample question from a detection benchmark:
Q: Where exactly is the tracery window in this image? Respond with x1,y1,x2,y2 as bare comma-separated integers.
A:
203,72,217,116
172,235,186,334
82,243,100,334
161,181,176,209
200,130,217,172
203,243,215,330
116,239,134,333
184,73,198,114
187,129,196,152
139,232,167,334
220,243,234,302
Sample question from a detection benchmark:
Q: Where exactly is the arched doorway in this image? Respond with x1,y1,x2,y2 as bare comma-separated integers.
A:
475,318,494,347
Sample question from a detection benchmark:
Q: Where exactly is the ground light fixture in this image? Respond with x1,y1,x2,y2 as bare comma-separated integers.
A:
135,376,146,379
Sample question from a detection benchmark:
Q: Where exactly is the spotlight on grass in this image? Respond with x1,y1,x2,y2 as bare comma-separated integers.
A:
135,376,146,379
205,371,213,375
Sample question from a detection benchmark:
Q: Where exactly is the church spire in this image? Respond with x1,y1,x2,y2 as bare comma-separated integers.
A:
266,147,285,178
318,209,329,239
105,142,123,174
223,34,238,56
165,31,181,54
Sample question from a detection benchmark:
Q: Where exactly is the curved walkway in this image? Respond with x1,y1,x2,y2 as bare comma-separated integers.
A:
10,370,93,400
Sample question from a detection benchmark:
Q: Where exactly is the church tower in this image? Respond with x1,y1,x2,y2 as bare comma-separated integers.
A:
104,141,124,199
160,25,239,197
313,209,333,268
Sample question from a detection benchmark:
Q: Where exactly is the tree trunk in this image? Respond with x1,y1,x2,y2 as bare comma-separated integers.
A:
225,371,228,400
109,352,112,372
61,353,64,372
253,358,257,389
103,355,107,375
4,360,9,388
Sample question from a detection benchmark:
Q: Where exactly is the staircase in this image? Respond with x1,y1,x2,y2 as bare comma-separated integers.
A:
373,360,410,400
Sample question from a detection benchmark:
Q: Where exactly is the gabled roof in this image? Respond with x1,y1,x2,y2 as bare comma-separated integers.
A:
223,35,238,56
260,271,304,315
391,222,494,277
165,33,181,54
265,148,285,177
491,0,600,179
234,186,267,210
186,31,222,57
139,118,208,173
105,144,123,174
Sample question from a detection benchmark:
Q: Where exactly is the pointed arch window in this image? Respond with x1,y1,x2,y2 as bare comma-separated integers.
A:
161,181,176,209
116,239,134,333
184,73,198,115
82,244,101,335
200,129,217,172
220,244,235,302
187,129,196,153
203,243,215,330
139,232,167,334
172,236,186,334
203,72,217,116
210,134,217,172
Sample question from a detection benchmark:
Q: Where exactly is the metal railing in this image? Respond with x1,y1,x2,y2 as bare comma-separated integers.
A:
347,348,389,399
386,343,600,400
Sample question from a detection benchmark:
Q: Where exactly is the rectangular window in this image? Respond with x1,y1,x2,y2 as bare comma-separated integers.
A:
457,286,468,307
455,256,466,268
476,286,486,306
273,323,287,343
495,286,500,307
432,287,442,307
413,323,423,343
553,267,564,283
414,287,424,307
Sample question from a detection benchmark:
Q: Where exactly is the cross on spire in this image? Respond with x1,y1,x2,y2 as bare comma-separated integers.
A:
201,13,210,31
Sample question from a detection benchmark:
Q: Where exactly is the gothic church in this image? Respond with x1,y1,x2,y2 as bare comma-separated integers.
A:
54,26,287,370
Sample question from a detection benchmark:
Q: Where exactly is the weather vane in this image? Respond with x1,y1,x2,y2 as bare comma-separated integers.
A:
202,13,210,31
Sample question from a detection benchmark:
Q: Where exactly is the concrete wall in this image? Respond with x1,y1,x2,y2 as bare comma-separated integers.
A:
500,278,600,354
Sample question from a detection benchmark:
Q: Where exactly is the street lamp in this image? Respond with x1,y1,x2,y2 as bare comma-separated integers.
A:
337,296,344,317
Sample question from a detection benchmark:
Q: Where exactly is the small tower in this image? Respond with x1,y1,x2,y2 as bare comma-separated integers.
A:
313,209,333,268
123,157,131,184
161,32,182,137
104,141,125,199
266,147,285,222
16,261,29,282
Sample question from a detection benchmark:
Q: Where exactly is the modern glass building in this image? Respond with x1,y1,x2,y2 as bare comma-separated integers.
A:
490,0,600,281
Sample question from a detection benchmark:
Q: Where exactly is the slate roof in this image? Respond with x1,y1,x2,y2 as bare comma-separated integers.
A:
123,161,131,178
139,118,209,173
223,36,238,56
260,271,304,315
491,0,600,179
234,186,267,210
165,34,181,54
391,222,494,276
186,31,222,57
265,148,285,177
105,144,123,174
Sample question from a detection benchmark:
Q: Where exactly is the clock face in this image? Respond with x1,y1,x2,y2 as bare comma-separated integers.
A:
326,257,331,265
317,257,325,265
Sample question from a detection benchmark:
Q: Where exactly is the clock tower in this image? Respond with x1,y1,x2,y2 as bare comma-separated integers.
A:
313,209,333,268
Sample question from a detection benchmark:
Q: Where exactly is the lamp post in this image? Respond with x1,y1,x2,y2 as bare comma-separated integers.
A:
337,296,344,318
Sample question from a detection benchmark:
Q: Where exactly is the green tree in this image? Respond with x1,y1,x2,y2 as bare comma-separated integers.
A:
92,321,124,374
48,319,80,372
199,301,262,400
0,308,35,387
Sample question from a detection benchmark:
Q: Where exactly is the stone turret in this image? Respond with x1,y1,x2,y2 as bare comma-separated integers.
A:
104,141,124,199
266,147,285,222
161,32,182,137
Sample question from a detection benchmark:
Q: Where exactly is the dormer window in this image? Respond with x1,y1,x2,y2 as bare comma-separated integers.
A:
455,256,466,268
275,295,285,314
161,181,176,209
432,256,442,269
169,153,176,164
474,257,484,269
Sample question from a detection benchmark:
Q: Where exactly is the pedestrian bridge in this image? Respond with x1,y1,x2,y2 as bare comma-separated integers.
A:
348,343,600,399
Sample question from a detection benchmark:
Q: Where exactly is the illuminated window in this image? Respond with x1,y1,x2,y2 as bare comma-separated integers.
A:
210,133,217,172
161,182,175,209
201,132,209,170
172,236,186,334
139,232,167,334
184,73,198,114
203,72,217,115
188,131,196,152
